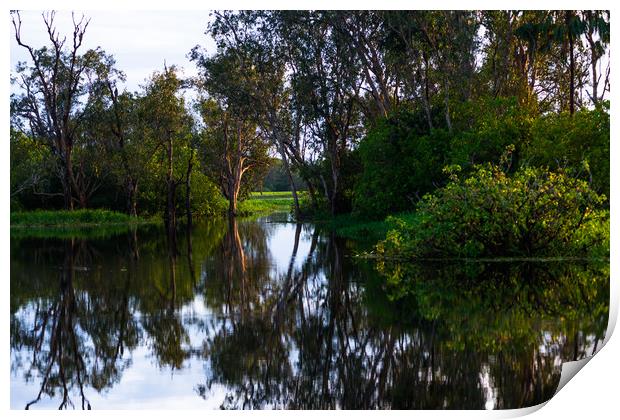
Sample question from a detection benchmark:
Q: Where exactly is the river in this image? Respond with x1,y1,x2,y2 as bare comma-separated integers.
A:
10,213,609,409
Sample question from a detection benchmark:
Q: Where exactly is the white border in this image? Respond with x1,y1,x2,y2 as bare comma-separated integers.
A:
2,1,618,419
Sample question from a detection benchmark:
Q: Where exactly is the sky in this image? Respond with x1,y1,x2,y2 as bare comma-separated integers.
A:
9,10,216,92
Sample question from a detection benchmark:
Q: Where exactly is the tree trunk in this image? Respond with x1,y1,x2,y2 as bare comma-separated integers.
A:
228,176,238,217
127,179,138,217
591,44,598,105
185,149,194,228
442,73,452,132
568,12,576,115
61,170,73,210
165,137,177,253
279,148,300,219
61,146,74,210
166,182,176,233
423,53,433,131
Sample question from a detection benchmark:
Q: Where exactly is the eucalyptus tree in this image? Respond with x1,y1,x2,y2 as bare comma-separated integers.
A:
80,65,151,216
197,96,269,217
193,41,271,217
11,11,119,209
581,10,610,105
193,10,307,217
512,11,596,114
332,11,400,121
276,11,364,215
198,11,364,215
383,11,436,130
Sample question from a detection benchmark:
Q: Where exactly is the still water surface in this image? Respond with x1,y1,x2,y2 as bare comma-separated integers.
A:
10,214,609,409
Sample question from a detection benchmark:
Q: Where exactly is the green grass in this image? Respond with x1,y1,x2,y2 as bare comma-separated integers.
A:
10,209,156,228
10,224,142,240
317,212,419,243
326,215,390,242
238,192,294,216
250,191,294,199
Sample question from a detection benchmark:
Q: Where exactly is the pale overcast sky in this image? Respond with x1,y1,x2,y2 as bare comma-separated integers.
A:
10,10,216,92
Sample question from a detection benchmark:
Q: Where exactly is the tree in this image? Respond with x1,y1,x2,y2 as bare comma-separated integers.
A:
140,66,194,245
198,96,270,216
194,41,272,217
11,11,118,209
193,11,307,217
582,11,610,105
278,11,363,215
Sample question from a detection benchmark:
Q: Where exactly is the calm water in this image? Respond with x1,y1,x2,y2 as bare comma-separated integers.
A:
10,214,609,409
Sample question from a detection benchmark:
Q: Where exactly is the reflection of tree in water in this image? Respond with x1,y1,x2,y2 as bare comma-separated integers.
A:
10,221,609,409
373,260,609,409
140,251,190,370
10,239,140,409
197,226,609,409
10,221,225,409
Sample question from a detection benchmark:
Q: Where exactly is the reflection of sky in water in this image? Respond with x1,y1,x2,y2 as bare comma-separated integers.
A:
11,221,313,409
266,223,313,275
9,219,609,409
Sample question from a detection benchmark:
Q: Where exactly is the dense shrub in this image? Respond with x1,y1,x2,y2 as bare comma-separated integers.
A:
10,129,59,211
353,108,451,219
186,171,228,217
449,97,534,169
523,103,610,199
376,162,609,259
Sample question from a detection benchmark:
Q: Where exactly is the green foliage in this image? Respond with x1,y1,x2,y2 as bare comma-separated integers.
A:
237,193,294,216
376,162,609,258
523,103,610,198
353,108,451,219
10,209,148,227
449,96,534,168
185,171,228,218
9,129,56,211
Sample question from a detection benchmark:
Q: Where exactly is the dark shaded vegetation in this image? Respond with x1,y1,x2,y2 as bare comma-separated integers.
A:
259,160,307,192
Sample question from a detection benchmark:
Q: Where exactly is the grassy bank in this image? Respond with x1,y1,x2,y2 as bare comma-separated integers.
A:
11,209,156,228
316,212,417,243
237,192,294,216
10,194,294,232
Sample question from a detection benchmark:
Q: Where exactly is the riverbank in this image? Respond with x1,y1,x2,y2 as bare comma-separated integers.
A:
237,191,294,216
10,209,156,228
10,209,159,239
10,192,296,239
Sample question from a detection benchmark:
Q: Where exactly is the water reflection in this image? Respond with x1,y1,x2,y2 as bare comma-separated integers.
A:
10,216,608,409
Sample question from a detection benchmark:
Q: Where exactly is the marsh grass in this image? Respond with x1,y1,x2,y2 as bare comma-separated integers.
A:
319,212,418,243
11,209,155,227
238,193,294,216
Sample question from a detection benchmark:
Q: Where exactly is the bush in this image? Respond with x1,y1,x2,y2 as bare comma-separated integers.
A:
449,96,533,169
187,171,228,217
353,108,451,219
376,161,609,259
523,103,610,199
